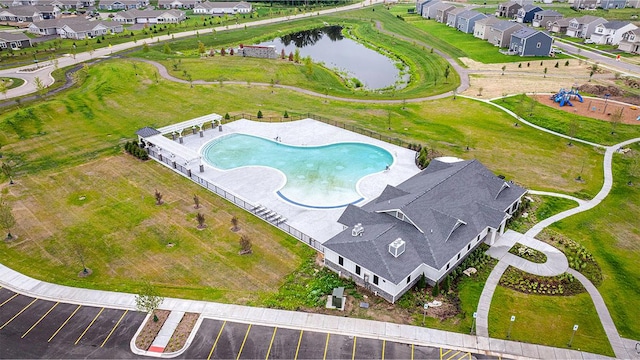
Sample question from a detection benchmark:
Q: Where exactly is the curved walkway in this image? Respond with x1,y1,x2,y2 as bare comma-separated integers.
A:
475,137,640,359
527,190,587,206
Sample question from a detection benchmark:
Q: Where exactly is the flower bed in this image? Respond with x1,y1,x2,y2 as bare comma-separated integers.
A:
164,312,200,353
508,243,547,263
134,309,170,351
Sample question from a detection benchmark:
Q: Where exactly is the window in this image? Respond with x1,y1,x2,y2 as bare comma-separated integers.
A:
536,42,541,49
468,243,471,251
355,265,361,276
407,276,411,284
373,275,379,285
457,253,461,260
446,263,450,270
338,256,343,266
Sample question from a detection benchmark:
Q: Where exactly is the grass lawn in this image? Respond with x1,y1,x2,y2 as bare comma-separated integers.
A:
508,195,579,233
1,77,25,90
550,143,640,340
489,286,614,356
536,196,579,220
496,94,640,147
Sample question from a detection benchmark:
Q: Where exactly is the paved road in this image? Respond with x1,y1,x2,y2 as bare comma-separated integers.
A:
553,40,640,77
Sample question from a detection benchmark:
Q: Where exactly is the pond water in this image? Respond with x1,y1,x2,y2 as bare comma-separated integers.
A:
257,26,406,90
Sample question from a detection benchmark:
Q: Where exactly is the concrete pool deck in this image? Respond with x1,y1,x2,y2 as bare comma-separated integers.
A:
173,118,421,243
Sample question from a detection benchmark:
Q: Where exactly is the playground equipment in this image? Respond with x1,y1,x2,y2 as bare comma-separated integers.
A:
551,88,584,107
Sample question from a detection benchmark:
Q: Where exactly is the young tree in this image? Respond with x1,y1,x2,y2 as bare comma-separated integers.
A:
543,67,548,78
293,48,300,63
197,41,205,55
0,80,7,99
0,197,16,241
288,52,294,61
280,48,286,59
220,47,226,56
71,239,91,276
501,65,506,76
431,282,440,297
163,43,171,54
193,194,200,209
196,212,206,229
304,56,313,76
231,215,239,231
567,118,579,146
1,162,13,184
444,65,450,83
34,76,46,98
239,234,252,254
135,281,164,322
257,110,263,118
154,189,163,205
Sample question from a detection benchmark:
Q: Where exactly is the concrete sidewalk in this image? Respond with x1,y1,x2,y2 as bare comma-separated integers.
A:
0,262,613,360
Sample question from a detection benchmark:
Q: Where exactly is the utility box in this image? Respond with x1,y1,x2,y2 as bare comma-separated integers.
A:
332,287,345,308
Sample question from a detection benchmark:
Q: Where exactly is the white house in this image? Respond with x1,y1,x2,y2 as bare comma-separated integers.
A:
590,21,638,45
618,29,640,53
112,9,185,24
565,15,607,39
0,5,59,22
28,17,123,38
193,1,251,15
323,159,526,303
473,15,500,40
156,0,198,9
98,0,149,11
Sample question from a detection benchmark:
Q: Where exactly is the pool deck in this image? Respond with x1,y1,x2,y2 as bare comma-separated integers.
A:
177,119,421,243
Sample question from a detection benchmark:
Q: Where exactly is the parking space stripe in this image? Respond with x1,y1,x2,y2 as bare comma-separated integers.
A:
446,350,460,360
236,324,251,360
294,330,303,360
351,337,357,360
100,310,128,347
0,293,18,308
22,301,59,338
457,352,472,360
75,307,104,345
48,305,81,342
323,333,330,360
411,344,414,360
0,298,37,330
381,340,386,360
265,327,277,360
207,320,226,360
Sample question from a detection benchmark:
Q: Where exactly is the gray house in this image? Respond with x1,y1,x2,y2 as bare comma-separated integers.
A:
98,0,148,10
0,31,31,50
474,15,500,40
488,20,524,47
323,159,526,303
515,4,542,23
456,10,487,34
549,18,571,34
446,6,467,27
433,3,455,22
566,15,607,39
416,0,433,16
495,1,521,18
509,27,553,56
532,10,562,28
572,0,597,9
599,0,626,9
422,0,445,19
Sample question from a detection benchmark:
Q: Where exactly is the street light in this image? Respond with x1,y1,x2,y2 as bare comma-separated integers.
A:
506,315,515,339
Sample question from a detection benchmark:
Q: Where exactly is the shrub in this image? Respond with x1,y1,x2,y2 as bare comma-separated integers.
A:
257,110,263,118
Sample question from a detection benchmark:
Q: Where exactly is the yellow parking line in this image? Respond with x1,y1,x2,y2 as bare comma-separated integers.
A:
351,336,357,360
0,298,37,330
411,344,414,360
440,348,452,360
75,307,104,345
294,330,303,360
22,302,59,338
381,340,386,360
323,333,330,360
236,324,252,360
457,352,472,360
100,310,128,347
207,320,226,360
48,305,81,342
0,293,18,308
446,350,461,360
265,327,277,360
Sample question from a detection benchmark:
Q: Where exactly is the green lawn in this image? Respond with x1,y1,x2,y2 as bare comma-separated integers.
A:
489,286,614,356
536,196,579,221
550,143,640,340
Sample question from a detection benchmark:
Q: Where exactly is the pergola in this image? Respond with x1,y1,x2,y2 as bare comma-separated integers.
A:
145,133,202,170
156,113,223,139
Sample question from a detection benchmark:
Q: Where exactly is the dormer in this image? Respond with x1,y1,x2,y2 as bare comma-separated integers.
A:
445,219,467,242
495,181,511,199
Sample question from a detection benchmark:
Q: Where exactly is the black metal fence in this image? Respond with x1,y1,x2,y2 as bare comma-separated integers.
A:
147,147,324,253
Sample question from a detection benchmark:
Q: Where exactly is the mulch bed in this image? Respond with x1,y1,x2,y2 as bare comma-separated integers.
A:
134,309,170,351
164,312,200,353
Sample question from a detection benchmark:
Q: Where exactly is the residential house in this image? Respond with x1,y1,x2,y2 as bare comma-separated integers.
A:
549,17,571,34
0,5,59,22
473,15,500,40
488,19,523,47
433,3,455,22
629,0,640,8
28,17,122,38
112,9,185,24
46,0,94,9
456,10,486,34
515,4,541,23
421,0,443,19
572,0,597,10
28,17,59,34
446,6,467,27
192,1,251,15
323,159,526,303
0,31,31,50
495,1,521,18
599,0,626,9
514,0,534,5
416,0,432,16
98,0,148,11
531,10,562,28
566,15,607,38
509,27,553,56
156,0,198,9
618,29,640,53
590,21,638,45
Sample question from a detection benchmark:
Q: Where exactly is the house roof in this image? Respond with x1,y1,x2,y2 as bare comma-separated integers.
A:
433,3,454,12
136,126,161,138
512,27,551,40
102,0,142,5
324,159,527,283
198,1,251,8
499,1,519,8
457,9,485,20
0,30,29,41
602,20,634,30
157,0,197,5
520,4,541,12
2,5,40,16
475,15,500,26
534,9,562,17
552,18,572,26
491,19,522,32
115,8,183,18
447,6,466,16
574,15,606,24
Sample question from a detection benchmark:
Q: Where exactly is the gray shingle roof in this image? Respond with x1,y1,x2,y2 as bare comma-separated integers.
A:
512,27,538,38
603,20,633,30
0,31,29,41
535,9,562,16
491,19,522,32
324,159,527,283
136,127,161,138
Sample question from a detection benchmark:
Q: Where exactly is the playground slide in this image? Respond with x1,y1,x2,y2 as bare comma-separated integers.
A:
576,93,583,102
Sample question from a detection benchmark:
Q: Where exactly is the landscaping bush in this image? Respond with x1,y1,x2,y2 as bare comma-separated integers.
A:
124,141,148,160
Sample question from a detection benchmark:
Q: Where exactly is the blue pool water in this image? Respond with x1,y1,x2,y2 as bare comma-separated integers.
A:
201,134,393,208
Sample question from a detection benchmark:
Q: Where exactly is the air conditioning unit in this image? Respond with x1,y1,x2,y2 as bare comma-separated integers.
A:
352,223,364,237
389,238,405,258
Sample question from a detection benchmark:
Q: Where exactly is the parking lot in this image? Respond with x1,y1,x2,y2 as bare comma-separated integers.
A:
1,286,496,359
0,287,145,359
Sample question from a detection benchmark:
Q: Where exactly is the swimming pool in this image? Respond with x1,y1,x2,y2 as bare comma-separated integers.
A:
201,134,394,208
